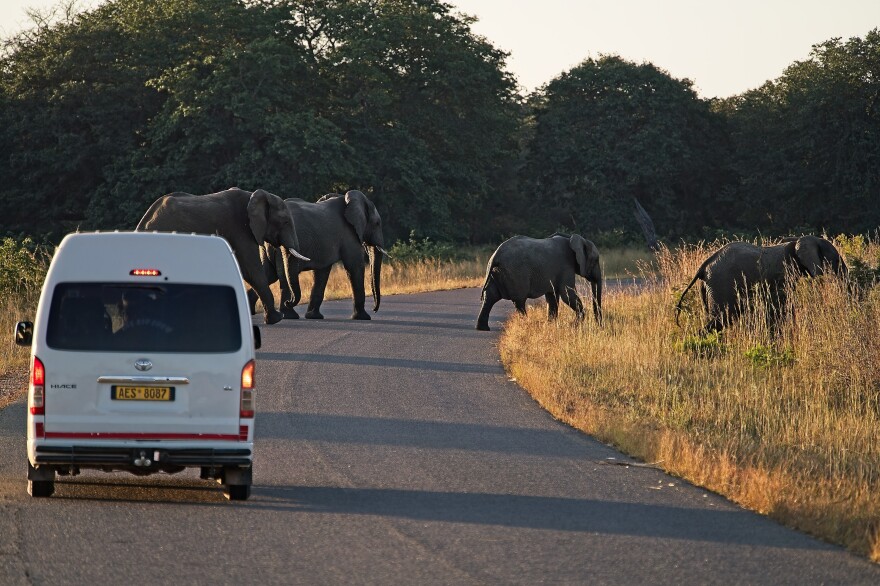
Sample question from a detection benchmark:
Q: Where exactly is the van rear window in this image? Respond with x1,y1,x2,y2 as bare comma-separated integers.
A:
46,283,243,352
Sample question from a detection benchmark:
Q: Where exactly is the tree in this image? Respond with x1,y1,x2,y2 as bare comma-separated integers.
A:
290,0,523,242
522,55,730,243
0,0,524,244
722,29,880,235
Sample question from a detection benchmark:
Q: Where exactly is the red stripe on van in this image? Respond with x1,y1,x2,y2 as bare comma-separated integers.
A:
44,432,241,441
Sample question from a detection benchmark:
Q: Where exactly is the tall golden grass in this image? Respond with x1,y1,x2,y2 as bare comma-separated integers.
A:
499,238,880,561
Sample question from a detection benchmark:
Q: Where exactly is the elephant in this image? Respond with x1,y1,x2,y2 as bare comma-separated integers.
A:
247,189,387,320
136,187,309,324
476,233,603,331
674,235,847,332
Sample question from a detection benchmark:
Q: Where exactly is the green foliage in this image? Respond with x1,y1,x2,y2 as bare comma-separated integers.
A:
523,55,730,241
2,3,879,250
388,231,469,263
0,0,521,244
833,234,880,290
0,237,50,298
675,331,726,358
744,345,795,368
720,30,880,236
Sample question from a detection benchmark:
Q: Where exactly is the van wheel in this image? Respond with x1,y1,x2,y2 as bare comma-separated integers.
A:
27,460,55,497
225,484,250,501
28,479,54,497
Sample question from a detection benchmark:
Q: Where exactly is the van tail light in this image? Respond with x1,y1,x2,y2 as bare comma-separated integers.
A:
240,360,255,418
30,356,45,415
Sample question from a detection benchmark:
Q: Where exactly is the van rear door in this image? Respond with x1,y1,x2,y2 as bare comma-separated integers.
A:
42,283,246,440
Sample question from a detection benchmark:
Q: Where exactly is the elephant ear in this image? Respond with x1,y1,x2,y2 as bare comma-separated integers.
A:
344,190,369,243
815,237,846,275
247,189,270,243
569,234,593,277
793,235,845,277
794,236,833,277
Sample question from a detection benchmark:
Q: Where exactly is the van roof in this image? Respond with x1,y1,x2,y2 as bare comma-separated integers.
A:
47,231,242,285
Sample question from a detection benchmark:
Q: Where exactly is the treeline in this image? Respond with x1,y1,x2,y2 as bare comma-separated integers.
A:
1,0,878,246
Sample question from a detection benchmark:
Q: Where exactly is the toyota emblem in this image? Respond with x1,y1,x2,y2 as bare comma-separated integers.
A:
134,359,153,372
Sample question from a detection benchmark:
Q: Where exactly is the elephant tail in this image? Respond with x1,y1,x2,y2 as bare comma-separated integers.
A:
675,251,720,327
674,272,701,327
481,264,505,301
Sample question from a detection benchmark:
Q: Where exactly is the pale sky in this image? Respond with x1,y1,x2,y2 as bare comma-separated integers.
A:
2,0,879,98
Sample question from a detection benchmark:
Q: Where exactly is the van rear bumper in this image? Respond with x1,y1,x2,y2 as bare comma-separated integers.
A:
34,445,252,468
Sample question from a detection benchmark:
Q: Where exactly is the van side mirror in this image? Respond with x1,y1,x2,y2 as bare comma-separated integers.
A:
14,321,33,346
252,325,261,350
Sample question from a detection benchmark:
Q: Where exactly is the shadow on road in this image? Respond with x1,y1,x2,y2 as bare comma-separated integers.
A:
247,484,831,550
257,352,503,374
257,412,586,457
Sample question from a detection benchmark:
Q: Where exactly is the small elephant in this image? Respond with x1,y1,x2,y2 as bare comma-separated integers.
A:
675,235,847,332
248,190,388,320
136,188,309,324
476,233,602,331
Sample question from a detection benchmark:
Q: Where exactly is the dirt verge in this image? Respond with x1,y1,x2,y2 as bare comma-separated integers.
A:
0,370,27,410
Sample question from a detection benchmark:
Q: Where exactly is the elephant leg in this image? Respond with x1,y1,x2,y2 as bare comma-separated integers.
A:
346,263,370,320
561,286,585,323
246,288,260,316
514,299,527,314
305,267,331,319
236,249,284,324
545,292,560,320
250,278,282,325
240,252,282,324
700,285,724,333
476,281,503,331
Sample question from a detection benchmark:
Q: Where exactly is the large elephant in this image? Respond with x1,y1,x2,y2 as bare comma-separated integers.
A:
136,188,308,324
674,235,847,332
247,189,387,320
476,233,602,331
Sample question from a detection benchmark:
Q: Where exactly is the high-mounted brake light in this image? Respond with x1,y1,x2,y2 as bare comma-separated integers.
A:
130,269,161,276
240,360,255,418
30,356,45,415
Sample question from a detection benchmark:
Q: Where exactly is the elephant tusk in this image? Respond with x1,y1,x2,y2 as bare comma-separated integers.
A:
286,247,310,262
376,246,392,259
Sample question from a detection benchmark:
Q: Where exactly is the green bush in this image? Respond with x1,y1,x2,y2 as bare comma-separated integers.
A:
0,237,50,299
744,344,795,368
388,231,470,263
675,331,726,358
833,234,880,291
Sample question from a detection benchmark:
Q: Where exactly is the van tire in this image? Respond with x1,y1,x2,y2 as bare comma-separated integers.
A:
28,480,54,497
27,461,55,497
225,484,250,501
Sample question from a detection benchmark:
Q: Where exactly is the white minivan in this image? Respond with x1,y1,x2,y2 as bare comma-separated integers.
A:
14,231,260,500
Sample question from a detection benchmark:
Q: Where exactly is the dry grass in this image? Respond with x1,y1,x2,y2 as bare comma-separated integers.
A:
499,239,880,561
298,253,491,302
283,245,654,305
0,294,41,408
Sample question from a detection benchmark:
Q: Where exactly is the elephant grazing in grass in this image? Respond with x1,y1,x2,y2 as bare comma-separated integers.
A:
674,235,847,332
476,233,602,331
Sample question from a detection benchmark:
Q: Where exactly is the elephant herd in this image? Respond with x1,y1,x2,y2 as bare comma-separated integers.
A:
136,187,387,325
136,188,847,333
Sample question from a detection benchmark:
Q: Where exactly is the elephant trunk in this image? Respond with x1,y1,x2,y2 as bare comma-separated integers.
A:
590,263,603,324
371,245,382,312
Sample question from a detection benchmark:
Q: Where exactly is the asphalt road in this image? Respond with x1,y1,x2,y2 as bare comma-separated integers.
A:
0,287,877,585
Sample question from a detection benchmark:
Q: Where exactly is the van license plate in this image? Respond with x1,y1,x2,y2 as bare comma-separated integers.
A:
112,386,175,401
